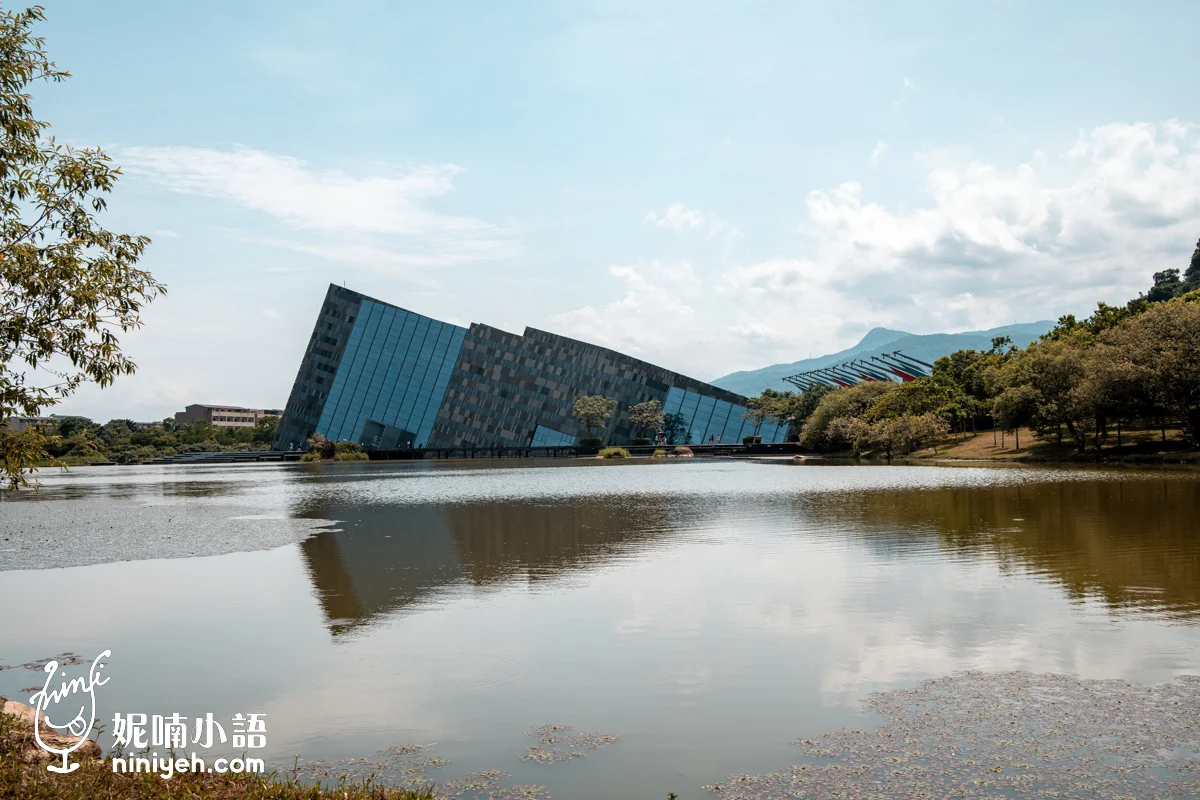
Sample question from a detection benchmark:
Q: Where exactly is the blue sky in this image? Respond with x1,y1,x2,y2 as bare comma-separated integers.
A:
35,0,1200,421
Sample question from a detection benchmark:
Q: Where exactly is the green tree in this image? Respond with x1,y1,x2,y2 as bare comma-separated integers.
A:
1146,268,1182,303
1098,300,1200,443
0,7,163,488
991,384,1039,451
661,411,687,444
1045,298,1151,342
1077,348,1147,450
829,411,947,460
800,381,892,451
866,378,943,420
743,387,823,438
742,391,777,433
52,415,94,439
255,414,280,445
627,400,663,437
1188,237,1200,285
869,413,948,459
990,335,1015,355
787,385,832,438
99,418,133,448
572,394,617,435
987,335,1095,453
826,414,871,455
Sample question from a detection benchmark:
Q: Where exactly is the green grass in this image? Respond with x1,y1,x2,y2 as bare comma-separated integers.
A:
909,426,1200,463
598,447,631,458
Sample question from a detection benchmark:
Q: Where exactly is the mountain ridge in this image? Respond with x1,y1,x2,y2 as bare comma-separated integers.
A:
712,321,1054,397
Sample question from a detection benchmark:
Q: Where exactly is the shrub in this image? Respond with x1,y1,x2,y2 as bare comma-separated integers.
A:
652,448,667,457
180,441,221,453
631,437,651,445
306,433,337,459
301,451,322,462
335,440,363,454
334,451,369,461
830,412,949,459
670,446,693,457
578,437,603,448
801,382,893,450
598,447,630,458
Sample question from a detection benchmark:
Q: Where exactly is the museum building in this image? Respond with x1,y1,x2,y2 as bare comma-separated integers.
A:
272,285,788,452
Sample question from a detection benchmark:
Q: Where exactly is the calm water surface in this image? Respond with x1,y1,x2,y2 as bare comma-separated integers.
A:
2,459,1199,798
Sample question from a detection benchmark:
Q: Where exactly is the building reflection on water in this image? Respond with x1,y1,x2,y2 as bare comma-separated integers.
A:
292,472,1200,636
295,497,675,635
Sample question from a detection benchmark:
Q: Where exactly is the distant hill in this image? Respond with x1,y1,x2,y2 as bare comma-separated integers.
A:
712,321,1054,397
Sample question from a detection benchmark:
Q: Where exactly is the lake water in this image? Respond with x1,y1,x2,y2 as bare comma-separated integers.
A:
2,459,1199,798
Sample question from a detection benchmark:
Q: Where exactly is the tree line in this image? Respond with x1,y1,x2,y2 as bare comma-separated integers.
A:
745,238,1200,458
34,415,281,465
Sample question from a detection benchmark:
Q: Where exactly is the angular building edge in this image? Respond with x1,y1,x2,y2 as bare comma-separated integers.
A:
272,284,788,451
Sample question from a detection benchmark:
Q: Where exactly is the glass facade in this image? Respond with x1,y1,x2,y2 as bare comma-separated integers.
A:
530,425,577,448
663,387,787,444
276,285,794,452
314,299,467,448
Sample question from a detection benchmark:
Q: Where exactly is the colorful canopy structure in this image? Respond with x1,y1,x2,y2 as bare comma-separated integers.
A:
782,351,934,393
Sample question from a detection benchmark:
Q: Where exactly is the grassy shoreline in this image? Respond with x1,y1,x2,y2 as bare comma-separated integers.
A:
907,427,1200,464
28,429,1200,473
0,710,434,800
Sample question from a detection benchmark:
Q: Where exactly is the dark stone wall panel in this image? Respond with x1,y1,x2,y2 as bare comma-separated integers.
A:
273,285,364,451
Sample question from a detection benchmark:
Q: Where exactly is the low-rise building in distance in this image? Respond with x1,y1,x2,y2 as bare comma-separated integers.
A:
3,414,92,433
174,404,282,430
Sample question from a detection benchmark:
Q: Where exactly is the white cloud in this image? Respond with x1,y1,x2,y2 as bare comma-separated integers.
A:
547,260,699,360
554,121,1200,381
645,202,743,247
724,119,1200,341
120,146,517,270
725,322,790,348
645,202,704,230
894,76,917,106
869,141,887,165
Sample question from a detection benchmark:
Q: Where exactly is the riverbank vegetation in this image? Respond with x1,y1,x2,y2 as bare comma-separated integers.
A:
910,424,1199,463
28,414,280,466
748,240,1200,461
303,435,369,461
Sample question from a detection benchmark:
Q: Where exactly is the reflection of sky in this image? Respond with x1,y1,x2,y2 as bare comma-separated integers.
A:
2,461,1199,800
